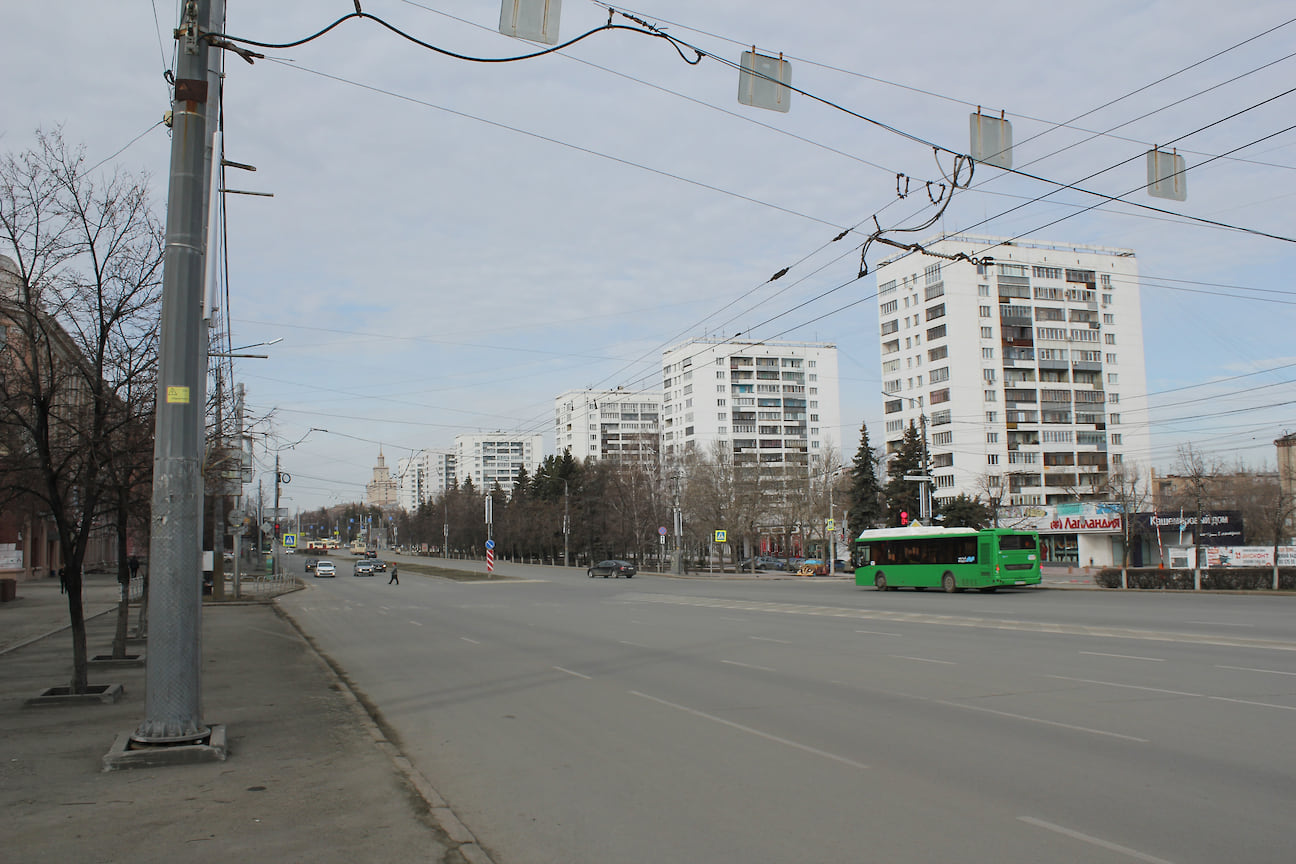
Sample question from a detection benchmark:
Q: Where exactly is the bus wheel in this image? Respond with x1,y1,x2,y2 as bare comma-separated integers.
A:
942,572,959,593
874,573,888,591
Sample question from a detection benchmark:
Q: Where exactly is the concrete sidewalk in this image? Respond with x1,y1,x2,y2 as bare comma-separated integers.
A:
0,572,490,864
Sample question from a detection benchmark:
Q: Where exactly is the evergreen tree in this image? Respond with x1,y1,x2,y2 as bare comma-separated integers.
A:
846,422,883,533
938,493,990,529
883,421,930,526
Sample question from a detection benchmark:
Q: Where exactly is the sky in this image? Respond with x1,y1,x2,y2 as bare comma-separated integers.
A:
3,1,1295,510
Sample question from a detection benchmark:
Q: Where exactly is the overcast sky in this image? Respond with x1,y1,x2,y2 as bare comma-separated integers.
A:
4,1,1295,509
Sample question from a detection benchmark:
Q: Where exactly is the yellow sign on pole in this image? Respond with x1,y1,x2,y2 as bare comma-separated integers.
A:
165,385,190,404
714,530,727,543
825,519,835,531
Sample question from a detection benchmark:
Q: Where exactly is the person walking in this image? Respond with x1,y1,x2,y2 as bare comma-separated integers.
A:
128,555,140,580
388,563,399,585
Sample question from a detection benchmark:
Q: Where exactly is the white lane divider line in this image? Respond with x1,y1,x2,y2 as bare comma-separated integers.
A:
721,659,777,673
749,636,793,644
1216,664,1296,677
460,637,480,645
553,666,591,680
1081,651,1165,662
890,655,956,665
1019,816,1176,863
934,699,1148,743
1048,674,1296,712
630,691,869,771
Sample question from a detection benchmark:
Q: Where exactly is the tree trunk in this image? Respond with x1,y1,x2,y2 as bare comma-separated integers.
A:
112,490,131,658
64,563,89,693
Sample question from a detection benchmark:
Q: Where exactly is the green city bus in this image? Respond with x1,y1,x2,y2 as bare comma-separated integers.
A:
853,525,1042,592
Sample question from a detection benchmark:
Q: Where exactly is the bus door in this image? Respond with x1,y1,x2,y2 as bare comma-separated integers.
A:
978,534,995,583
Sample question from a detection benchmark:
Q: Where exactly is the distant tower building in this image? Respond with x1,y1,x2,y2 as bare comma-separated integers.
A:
873,235,1149,508
454,433,543,495
365,448,399,508
554,389,662,464
395,450,456,510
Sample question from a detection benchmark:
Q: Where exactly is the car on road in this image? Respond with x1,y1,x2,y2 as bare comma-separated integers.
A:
314,560,336,578
588,559,636,579
739,556,788,571
353,560,375,576
370,559,386,572
364,549,378,559
304,558,318,572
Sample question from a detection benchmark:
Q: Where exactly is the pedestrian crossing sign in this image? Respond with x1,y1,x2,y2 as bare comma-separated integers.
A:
282,533,297,548
714,530,727,543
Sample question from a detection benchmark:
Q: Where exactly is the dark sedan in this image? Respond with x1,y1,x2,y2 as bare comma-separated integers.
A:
588,559,636,579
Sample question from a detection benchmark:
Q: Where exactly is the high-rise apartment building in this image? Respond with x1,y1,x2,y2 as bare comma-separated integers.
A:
873,235,1149,507
554,389,662,464
454,433,543,494
660,339,841,467
395,449,456,511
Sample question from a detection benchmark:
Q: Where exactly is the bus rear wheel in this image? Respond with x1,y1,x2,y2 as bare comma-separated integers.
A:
942,572,960,593
874,573,888,591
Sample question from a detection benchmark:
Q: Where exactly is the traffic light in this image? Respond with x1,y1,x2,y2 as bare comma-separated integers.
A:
900,511,908,526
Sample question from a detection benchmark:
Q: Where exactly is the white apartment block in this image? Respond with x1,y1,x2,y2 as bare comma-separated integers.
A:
874,234,1150,507
454,433,543,494
554,389,662,464
660,339,841,468
395,450,456,511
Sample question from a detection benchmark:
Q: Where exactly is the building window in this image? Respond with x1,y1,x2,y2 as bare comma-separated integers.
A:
982,347,994,359
981,326,993,338
1111,434,1122,445
979,305,992,318
1109,413,1120,425
926,303,946,321
984,389,997,402
987,454,999,465
986,432,998,443
1102,293,1113,305
1105,333,1117,344
1103,313,1115,324
927,324,946,340
1107,373,1119,384
983,369,996,383
1108,393,1118,404
978,284,990,297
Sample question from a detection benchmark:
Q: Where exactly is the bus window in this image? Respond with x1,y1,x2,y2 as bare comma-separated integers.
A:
998,534,1037,551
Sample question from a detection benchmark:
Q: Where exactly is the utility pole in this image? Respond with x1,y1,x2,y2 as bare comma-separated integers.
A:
211,366,225,600
134,0,215,747
232,383,244,599
563,478,570,568
672,470,683,575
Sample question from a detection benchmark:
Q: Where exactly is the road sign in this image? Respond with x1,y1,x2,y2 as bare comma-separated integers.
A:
714,530,727,543
825,519,835,531
485,539,495,550
260,521,272,536
282,533,297,548
658,526,668,536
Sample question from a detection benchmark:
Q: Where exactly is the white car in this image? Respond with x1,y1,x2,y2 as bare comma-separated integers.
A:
353,560,375,577
314,560,336,578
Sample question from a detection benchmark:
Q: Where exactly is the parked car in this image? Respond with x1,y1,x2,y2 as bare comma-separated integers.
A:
304,558,318,572
796,558,830,576
315,560,336,578
588,559,636,579
739,556,788,571
353,560,375,576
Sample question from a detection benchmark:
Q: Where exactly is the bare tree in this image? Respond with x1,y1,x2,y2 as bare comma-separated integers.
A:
1105,460,1149,589
1175,444,1218,589
0,130,163,693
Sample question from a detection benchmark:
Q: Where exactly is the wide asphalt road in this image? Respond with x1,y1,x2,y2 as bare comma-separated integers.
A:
280,554,1296,864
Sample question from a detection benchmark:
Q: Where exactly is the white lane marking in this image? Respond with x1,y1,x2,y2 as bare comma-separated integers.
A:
553,666,591,680
891,655,956,665
722,659,777,673
1048,674,1296,712
749,636,793,644
618,640,649,648
934,699,1148,743
409,620,422,627
1186,621,1254,627
1216,664,1296,677
1019,816,1176,864
855,629,902,637
460,637,480,645
631,691,869,771
1081,651,1165,662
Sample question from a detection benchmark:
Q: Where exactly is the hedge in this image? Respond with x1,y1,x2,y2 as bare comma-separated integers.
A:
1094,567,1296,590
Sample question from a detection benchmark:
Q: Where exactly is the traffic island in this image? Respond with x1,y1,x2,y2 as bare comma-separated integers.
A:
24,683,124,706
102,724,227,771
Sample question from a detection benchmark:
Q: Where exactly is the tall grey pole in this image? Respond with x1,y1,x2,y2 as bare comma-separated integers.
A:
134,0,214,746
